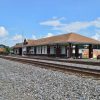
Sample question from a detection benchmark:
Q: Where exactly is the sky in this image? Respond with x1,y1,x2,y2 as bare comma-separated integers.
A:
0,0,100,46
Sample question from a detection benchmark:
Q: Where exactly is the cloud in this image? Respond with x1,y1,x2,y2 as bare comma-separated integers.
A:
91,17,100,28
45,33,54,37
40,17,65,27
91,30,100,40
40,17,100,33
0,26,8,37
12,34,23,42
32,34,37,40
54,21,91,33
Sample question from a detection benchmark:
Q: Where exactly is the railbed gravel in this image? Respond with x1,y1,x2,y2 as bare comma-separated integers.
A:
0,58,100,100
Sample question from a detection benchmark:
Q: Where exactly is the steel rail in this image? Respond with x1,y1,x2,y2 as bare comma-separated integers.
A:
7,55,100,66
0,55,100,77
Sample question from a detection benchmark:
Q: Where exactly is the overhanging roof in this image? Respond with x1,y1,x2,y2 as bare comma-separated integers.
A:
13,33,100,48
27,33,100,46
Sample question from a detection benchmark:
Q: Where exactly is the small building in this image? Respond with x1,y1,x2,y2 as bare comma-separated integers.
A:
12,43,23,55
0,44,8,54
13,33,100,58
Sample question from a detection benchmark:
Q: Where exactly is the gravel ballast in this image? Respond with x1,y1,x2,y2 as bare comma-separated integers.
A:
0,58,100,100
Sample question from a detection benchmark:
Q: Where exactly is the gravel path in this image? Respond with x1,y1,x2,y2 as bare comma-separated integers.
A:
0,58,100,100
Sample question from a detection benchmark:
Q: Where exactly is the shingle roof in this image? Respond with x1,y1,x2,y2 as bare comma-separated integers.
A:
27,33,100,46
25,40,36,46
13,33,100,48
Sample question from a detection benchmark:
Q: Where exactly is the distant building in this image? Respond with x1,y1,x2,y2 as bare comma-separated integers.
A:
12,43,23,55
0,44,7,54
12,33,100,58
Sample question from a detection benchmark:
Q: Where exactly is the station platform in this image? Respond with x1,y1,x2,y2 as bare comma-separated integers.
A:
1,55,100,73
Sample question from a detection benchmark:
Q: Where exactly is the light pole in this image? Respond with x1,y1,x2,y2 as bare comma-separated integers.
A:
22,32,24,56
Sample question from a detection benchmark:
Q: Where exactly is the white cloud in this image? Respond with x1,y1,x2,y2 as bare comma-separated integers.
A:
54,21,91,33
40,17,64,27
91,17,100,28
12,34,23,42
0,26,8,37
91,30,100,40
40,17,100,33
32,34,37,40
45,33,54,37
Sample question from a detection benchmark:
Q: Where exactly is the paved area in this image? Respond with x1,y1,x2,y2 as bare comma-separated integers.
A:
5,56,100,70
28,55,100,61
0,58,100,100
10,55,100,62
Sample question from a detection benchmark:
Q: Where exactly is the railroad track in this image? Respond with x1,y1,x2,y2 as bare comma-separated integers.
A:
8,55,100,66
0,55,100,77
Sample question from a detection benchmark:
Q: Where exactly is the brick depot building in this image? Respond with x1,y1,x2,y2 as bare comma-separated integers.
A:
13,33,100,58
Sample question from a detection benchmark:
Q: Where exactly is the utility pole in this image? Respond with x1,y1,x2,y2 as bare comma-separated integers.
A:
22,32,24,56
